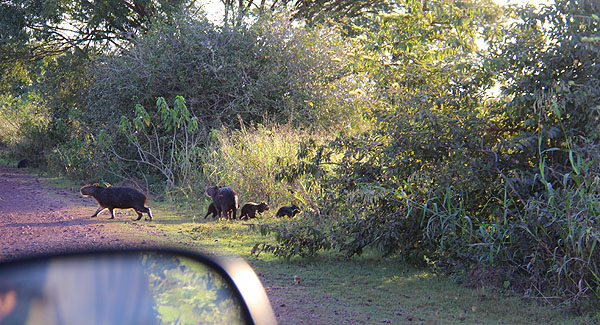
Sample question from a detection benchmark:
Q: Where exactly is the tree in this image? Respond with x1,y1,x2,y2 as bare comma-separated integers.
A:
269,0,505,259
489,0,600,191
0,0,197,63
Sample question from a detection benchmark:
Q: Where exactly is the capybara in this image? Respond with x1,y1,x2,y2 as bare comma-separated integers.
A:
275,204,300,218
17,159,29,168
80,184,152,221
204,202,218,219
206,186,239,220
239,201,270,220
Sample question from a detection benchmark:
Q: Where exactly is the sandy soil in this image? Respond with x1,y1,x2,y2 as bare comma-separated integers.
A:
0,166,163,261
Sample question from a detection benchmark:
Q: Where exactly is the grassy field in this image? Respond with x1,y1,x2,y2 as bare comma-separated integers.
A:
124,200,597,324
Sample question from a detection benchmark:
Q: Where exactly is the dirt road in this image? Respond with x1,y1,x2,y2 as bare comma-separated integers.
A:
0,166,309,323
0,166,161,261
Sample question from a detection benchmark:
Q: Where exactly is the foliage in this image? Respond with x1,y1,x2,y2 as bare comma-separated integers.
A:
46,133,103,179
472,0,600,303
490,0,600,187
0,0,197,168
467,139,600,304
0,0,196,63
253,0,600,306
0,89,54,166
200,124,324,210
112,96,201,192
216,0,394,26
266,0,500,259
86,13,360,136
270,100,488,262
0,48,90,163
252,221,333,259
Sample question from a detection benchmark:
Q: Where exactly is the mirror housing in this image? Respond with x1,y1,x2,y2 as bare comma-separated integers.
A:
0,248,276,325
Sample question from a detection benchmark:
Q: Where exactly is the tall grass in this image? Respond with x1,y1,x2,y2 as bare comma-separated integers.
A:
426,141,600,305
198,123,329,213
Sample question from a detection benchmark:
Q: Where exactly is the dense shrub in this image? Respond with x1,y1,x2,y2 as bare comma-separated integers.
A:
86,13,361,134
253,0,600,306
476,0,600,302
0,91,51,165
0,49,97,171
77,12,371,193
267,97,489,260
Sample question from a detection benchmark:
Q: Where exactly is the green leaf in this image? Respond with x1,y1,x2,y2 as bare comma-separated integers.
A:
568,150,579,175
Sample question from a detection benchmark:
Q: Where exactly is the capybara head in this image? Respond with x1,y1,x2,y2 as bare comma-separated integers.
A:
206,186,220,199
80,183,101,196
258,202,270,212
291,204,300,214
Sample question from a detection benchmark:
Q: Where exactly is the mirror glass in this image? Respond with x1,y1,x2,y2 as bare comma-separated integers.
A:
0,252,246,325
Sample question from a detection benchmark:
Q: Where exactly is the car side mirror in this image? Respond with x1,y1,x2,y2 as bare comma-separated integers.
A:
0,248,276,325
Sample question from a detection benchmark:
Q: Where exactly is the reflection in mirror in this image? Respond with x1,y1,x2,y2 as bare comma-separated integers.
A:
145,254,245,324
0,252,246,325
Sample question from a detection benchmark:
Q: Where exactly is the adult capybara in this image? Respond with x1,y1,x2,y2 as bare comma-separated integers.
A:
275,204,300,218
239,201,270,220
204,202,218,219
206,186,239,220
80,184,152,221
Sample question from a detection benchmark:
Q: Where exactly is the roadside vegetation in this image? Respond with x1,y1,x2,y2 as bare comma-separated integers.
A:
2,0,600,317
112,206,598,323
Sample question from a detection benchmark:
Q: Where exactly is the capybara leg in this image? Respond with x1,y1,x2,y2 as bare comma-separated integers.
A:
91,206,105,218
134,207,152,221
108,208,115,219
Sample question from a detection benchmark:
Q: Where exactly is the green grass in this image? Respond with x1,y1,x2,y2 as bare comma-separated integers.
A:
141,206,599,324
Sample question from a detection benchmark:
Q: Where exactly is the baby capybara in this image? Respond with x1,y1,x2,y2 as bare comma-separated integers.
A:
17,159,29,168
275,204,300,218
206,186,239,220
239,201,270,220
80,184,152,221
204,202,218,219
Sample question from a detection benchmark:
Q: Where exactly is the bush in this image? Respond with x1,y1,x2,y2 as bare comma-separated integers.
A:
473,139,600,303
86,12,361,135
76,11,371,194
0,92,52,165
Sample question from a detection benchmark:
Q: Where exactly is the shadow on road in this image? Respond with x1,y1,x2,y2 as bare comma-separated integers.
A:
2,218,112,228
